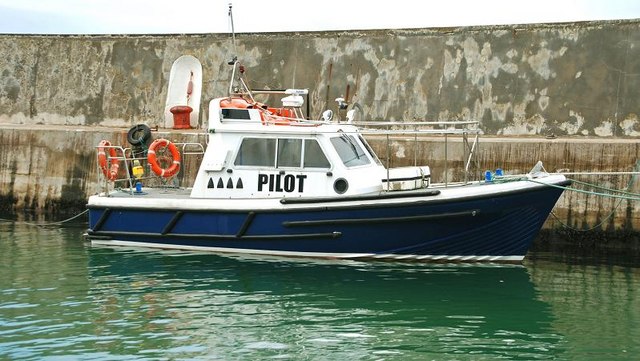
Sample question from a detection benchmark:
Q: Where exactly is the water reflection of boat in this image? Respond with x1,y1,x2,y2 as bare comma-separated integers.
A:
89,246,561,358
527,258,640,359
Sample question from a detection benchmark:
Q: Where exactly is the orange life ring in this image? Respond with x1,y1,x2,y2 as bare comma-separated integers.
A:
147,139,181,177
97,140,120,181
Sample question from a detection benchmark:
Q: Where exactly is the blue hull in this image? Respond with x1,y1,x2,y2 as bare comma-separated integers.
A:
86,183,567,261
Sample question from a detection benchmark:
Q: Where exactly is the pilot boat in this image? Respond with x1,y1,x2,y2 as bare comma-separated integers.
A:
85,54,570,262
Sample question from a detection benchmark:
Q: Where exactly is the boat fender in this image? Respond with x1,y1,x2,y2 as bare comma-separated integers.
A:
97,140,120,181
127,124,152,146
147,139,181,178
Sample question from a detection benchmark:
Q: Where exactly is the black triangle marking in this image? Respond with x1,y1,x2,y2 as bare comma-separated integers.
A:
236,178,243,189
217,178,224,188
207,178,214,188
226,178,234,189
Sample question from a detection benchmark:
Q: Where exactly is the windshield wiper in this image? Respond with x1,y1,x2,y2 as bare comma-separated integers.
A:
341,134,360,159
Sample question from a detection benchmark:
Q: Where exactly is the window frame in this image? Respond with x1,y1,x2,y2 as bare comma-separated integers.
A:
233,137,277,168
233,136,331,170
276,138,303,169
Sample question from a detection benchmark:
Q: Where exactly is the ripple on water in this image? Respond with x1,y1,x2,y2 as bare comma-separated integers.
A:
0,302,40,309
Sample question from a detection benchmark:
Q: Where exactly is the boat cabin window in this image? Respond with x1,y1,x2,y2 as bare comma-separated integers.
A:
277,138,302,167
358,135,382,166
234,138,276,167
234,137,330,169
330,135,371,167
303,139,331,168
221,108,251,120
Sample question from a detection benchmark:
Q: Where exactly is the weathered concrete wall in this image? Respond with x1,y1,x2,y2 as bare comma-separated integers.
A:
1,20,640,136
2,20,640,240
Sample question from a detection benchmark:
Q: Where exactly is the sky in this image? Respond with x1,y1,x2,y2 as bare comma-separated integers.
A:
0,0,639,34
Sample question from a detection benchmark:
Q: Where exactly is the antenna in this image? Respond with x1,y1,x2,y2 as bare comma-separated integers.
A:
225,3,254,101
227,2,238,97
228,3,237,59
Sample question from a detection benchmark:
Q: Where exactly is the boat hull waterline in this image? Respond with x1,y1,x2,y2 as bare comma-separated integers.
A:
86,177,569,262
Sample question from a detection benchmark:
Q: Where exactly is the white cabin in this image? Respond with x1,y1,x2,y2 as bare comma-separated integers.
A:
190,96,390,199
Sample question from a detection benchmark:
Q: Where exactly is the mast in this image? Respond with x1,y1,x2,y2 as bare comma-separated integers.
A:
226,3,254,102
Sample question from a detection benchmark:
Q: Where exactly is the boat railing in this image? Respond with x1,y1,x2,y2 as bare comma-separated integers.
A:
179,142,205,155
96,142,205,195
351,120,482,186
95,145,133,195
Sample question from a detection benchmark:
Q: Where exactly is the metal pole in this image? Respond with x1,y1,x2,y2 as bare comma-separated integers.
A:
228,3,236,54
414,128,417,167
463,132,468,184
386,133,390,192
444,134,448,187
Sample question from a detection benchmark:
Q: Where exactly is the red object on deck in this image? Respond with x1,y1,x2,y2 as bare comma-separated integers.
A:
170,105,193,129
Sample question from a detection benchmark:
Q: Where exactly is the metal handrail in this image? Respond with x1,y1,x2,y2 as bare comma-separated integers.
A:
352,120,479,127
178,142,205,155
96,141,205,195
95,145,133,195
358,128,481,136
352,120,481,186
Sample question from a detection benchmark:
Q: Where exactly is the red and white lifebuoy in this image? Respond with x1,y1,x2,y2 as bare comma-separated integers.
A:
147,138,181,177
97,140,120,181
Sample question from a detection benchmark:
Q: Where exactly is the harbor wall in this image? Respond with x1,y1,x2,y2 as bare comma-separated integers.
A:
1,124,639,233
1,20,640,245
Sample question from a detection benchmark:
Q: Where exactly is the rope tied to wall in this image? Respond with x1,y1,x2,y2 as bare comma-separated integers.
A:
530,160,640,232
0,209,88,227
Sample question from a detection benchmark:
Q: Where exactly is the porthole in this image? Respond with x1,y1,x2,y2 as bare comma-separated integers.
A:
333,178,349,194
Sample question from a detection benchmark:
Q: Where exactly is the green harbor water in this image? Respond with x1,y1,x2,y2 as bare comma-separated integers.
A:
1,221,639,360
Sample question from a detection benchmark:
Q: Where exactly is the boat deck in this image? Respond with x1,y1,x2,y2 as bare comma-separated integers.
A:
105,187,193,199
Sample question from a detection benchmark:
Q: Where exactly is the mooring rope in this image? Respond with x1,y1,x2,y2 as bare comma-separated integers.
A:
529,161,640,232
566,178,640,198
546,185,627,232
0,209,89,227
528,178,640,202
